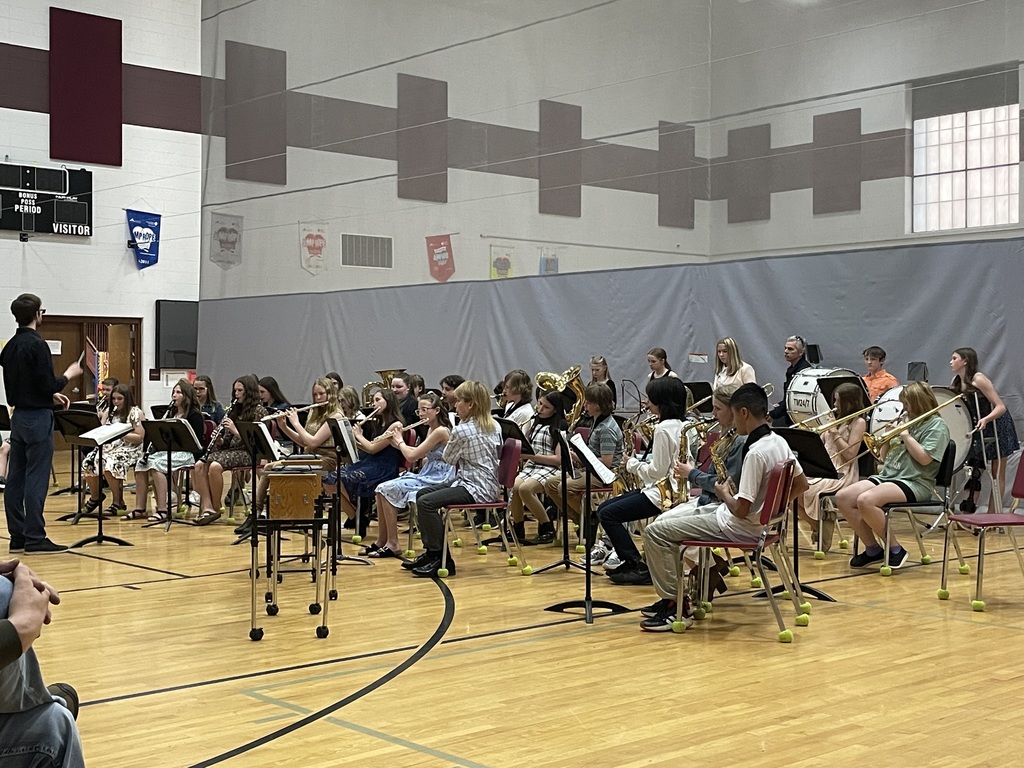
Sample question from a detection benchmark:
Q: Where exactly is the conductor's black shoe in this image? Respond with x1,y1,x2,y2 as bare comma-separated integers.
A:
25,539,68,555
47,682,79,720
412,556,455,578
9,538,24,554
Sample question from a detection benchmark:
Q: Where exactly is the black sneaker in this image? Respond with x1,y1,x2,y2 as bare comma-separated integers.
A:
9,538,24,554
887,546,910,569
25,538,68,555
412,556,456,578
849,548,885,568
47,682,79,720
608,561,653,586
640,597,675,618
640,609,691,632
402,551,435,570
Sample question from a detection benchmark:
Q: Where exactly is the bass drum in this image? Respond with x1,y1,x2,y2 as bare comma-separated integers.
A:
870,385,973,470
786,368,860,429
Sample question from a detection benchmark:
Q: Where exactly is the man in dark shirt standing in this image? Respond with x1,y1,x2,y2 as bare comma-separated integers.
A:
0,294,82,554
768,334,812,428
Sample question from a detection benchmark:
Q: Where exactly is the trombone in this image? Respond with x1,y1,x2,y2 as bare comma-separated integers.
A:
810,402,877,435
836,394,963,470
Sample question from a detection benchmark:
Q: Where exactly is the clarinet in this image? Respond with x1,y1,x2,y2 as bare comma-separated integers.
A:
201,398,237,461
142,399,176,464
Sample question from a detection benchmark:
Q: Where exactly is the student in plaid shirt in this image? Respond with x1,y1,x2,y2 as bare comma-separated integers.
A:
407,381,502,578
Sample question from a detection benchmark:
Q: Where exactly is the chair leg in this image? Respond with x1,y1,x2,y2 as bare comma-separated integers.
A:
770,541,807,617
1008,529,1024,579
405,502,418,557
502,516,530,573
753,553,789,639
939,522,952,598
439,511,453,576
903,508,932,563
972,529,988,610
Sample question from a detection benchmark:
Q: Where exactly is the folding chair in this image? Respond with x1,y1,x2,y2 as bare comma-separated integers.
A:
438,438,522,577
675,459,810,643
879,441,957,575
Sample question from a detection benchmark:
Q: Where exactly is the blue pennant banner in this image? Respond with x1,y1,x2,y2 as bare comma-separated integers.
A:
126,209,161,270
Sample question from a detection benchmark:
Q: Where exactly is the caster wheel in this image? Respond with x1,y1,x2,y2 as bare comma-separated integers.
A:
880,566,893,576
813,551,825,560
937,588,950,600
671,620,687,633
249,628,264,641
309,603,321,615
971,600,986,612
264,591,273,603
778,629,794,643
476,545,488,555
728,566,740,577
575,545,586,554
958,564,971,575
316,626,329,639
437,568,449,578
507,556,518,566
266,604,279,616
795,614,810,627
839,539,849,549
750,577,762,588
481,524,492,531
453,538,462,548
351,534,362,545
799,602,811,615
328,589,338,600
921,554,933,564
781,590,790,600
521,565,533,576
692,607,706,621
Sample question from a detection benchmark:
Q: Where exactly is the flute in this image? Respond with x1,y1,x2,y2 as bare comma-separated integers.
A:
261,403,318,422
372,417,428,443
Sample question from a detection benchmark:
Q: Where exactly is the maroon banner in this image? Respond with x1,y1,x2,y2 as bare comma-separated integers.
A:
426,234,455,283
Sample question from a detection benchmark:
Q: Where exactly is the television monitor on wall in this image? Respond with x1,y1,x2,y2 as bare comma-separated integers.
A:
155,300,198,369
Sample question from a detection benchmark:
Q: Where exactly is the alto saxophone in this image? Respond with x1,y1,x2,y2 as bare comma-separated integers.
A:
711,427,737,495
655,425,689,511
611,420,639,495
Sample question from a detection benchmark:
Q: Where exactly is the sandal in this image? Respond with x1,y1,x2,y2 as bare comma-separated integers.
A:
194,510,222,526
148,511,170,523
105,503,127,517
82,498,102,515
121,509,148,521
359,542,382,556
366,545,399,559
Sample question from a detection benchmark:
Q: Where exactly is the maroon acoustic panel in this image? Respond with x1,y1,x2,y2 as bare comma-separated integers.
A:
49,8,122,166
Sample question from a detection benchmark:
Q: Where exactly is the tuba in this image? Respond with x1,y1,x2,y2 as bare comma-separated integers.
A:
535,365,587,427
362,368,406,406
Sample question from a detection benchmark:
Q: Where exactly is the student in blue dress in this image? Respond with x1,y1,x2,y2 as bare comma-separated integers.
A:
325,388,405,534
367,392,455,559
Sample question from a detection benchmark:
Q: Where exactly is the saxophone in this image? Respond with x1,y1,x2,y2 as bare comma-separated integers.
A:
655,424,689,511
611,418,638,495
711,427,737,495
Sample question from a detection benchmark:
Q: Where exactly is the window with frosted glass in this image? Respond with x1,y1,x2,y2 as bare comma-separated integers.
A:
912,105,1020,232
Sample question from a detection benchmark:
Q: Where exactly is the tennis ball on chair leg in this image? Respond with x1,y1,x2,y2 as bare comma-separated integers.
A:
958,563,970,575
936,588,950,600
351,534,361,544
971,599,985,611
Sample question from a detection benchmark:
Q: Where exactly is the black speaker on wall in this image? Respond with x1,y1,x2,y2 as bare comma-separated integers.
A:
806,344,822,365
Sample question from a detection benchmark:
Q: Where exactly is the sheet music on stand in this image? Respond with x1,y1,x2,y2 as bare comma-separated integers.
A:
327,418,359,463
495,417,536,456
81,422,134,445
568,433,616,486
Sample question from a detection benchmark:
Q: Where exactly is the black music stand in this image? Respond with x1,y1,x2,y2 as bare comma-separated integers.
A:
68,421,135,548
682,381,714,415
325,417,371,567
52,410,101,523
50,404,92,497
765,427,839,602
141,419,203,532
817,375,869,410
540,430,628,622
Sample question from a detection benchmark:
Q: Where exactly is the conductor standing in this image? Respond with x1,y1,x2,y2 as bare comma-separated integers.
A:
0,294,82,554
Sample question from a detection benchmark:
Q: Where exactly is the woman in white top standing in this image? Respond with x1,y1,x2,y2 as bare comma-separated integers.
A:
646,347,679,382
712,337,757,389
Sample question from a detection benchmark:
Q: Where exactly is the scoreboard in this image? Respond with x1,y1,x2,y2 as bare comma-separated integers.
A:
0,163,93,237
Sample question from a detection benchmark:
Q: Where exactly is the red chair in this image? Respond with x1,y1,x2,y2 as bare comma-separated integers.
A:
675,459,810,642
939,456,1024,611
438,438,522,577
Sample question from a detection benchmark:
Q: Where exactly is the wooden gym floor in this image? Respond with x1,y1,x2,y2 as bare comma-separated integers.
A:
6,464,1024,767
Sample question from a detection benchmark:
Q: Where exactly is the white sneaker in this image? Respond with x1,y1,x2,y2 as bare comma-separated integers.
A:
603,551,623,571
582,543,610,566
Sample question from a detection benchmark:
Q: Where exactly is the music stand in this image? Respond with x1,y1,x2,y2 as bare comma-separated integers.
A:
68,421,135,548
494,418,536,456
768,427,840,602
817,375,869,411
141,419,203,532
682,381,714,415
537,430,629,623
50,404,89,497
52,410,102,522
325,417,371,567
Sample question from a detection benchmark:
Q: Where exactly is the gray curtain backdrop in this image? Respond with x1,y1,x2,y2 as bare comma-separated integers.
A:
198,237,1024,427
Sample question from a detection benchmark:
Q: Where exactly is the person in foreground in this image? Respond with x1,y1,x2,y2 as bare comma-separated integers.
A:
639,383,807,632
836,381,950,570
0,559,84,766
